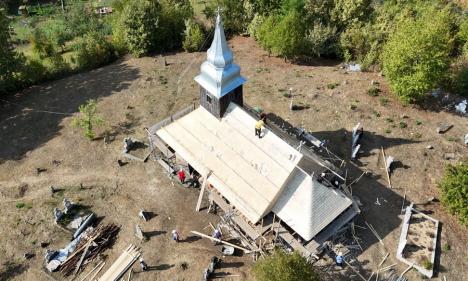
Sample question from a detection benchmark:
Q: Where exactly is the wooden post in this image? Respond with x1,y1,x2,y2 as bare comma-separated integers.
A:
196,171,212,212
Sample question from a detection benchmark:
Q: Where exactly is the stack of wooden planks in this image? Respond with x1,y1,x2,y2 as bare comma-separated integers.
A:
97,244,141,281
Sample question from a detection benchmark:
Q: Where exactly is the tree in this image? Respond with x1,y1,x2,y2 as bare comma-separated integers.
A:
72,99,104,140
182,19,205,52
438,162,468,225
382,5,453,103
304,22,338,57
113,0,161,57
270,11,305,60
253,250,320,281
0,8,24,94
30,29,57,59
157,0,193,51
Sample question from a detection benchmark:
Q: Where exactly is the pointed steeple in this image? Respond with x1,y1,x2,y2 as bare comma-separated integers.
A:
194,10,246,99
206,10,233,68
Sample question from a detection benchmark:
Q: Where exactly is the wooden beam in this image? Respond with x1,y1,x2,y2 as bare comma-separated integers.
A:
190,231,251,253
344,260,367,281
74,240,92,276
196,171,212,212
79,261,104,281
378,253,389,267
399,264,413,278
381,147,392,188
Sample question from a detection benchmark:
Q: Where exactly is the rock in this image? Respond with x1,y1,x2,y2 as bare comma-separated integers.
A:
427,197,439,203
400,114,409,119
444,153,455,160
40,241,49,248
464,133,468,145
437,123,453,134
63,198,74,214
426,145,434,149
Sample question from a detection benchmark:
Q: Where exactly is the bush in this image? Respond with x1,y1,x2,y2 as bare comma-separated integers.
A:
182,19,205,52
438,162,468,225
73,30,115,70
253,250,320,281
268,11,305,60
304,22,339,57
30,29,57,59
382,5,453,103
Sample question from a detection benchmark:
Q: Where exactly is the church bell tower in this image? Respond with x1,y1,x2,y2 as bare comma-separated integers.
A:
194,11,246,118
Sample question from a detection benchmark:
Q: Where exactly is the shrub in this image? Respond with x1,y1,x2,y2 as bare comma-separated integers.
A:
30,29,57,59
303,22,339,57
382,5,453,103
367,87,380,96
247,13,266,40
253,250,320,281
182,19,205,52
72,99,104,140
73,30,115,70
438,162,468,224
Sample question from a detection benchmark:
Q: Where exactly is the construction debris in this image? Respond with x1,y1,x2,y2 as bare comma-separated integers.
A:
59,224,120,276
190,231,252,253
138,209,149,221
455,99,467,114
351,123,363,160
436,123,453,134
397,203,439,278
202,256,220,281
381,147,393,188
97,244,141,281
135,225,146,240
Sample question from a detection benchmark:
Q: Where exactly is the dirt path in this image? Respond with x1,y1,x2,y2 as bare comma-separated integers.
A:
0,37,466,281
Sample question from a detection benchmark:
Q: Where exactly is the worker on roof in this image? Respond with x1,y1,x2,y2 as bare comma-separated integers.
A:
255,114,266,139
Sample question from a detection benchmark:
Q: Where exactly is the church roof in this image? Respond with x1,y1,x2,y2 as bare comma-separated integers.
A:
194,12,246,98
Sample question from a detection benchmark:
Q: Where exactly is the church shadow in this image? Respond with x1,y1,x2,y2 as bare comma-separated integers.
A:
0,59,140,163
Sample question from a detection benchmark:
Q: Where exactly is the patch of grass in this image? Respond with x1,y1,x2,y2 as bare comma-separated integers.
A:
416,120,423,125
414,132,422,139
367,87,380,97
447,136,457,142
16,203,25,209
422,260,433,270
380,97,389,106
326,82,340,89
55,189,65,197
442,243,451,252
399,121,408,128
31,240,37,245
372,110,381,117
158,75,168,85
385,128,392,134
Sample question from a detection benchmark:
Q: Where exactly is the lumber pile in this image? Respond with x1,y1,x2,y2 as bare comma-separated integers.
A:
59,224,120,276
97,244,141,281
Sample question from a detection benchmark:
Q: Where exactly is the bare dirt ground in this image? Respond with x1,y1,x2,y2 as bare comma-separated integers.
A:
0,36,466,281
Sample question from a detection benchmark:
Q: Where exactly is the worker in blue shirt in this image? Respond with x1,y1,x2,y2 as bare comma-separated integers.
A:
335,252,344,267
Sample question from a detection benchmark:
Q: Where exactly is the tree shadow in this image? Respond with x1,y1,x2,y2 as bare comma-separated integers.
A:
0,59,140,163
0,261,28,281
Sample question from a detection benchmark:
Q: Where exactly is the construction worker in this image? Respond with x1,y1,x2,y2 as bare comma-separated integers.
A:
139,257,148,271
255,116,265,139
172,229,180,242
335,252,344,267
212,229,222,245
177,169,186,184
